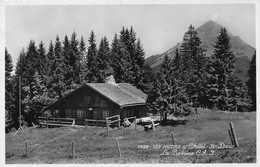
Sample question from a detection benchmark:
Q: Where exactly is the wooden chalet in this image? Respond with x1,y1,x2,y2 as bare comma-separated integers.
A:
45,75,148,125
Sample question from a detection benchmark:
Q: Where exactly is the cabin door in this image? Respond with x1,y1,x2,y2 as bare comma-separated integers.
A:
86,108,94,119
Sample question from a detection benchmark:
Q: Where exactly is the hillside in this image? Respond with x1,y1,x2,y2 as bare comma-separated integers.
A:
6,109,256,163
145,20,255,82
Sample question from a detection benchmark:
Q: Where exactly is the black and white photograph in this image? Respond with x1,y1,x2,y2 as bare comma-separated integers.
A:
2,0,258,165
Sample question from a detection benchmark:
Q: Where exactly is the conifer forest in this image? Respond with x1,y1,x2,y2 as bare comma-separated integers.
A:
5,25,256,130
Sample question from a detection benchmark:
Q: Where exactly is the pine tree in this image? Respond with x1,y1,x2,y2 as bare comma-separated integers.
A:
110,26,151,93
62,32,81,94
5,48,13,80
132,38,146,89
79,36,87,60
135,38,145,67
79,36,88,83
62,35,74,92
25,40,39,82
129,26,137,54
15,40,40,126
139,64,154,94
120,26,130,48
119,27,134,83
69,31,81,85
63,35,71,67
13,49,29,128
181,25,196,82
48,36,66,99
5,48,15,125
229,75,251,112
206,27,244,110
86,30,98,82
70,31,79,68
110,33,131,83
71,32,81,85
247,51,256,111
96,36,112,82
23,71,52,125
147,55,187,123
172,48,181,74
146,74,163,113
46,41,55,80
37,41,47,77
14,40,54,126
110,34,121,81
180,25,207,106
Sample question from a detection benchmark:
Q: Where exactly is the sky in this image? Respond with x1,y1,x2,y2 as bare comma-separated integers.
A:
5,4,256,67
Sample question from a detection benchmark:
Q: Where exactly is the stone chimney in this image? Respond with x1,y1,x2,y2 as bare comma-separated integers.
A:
105,75,117,85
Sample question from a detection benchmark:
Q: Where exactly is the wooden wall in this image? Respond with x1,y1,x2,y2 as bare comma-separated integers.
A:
121,105,147,120
50,86,147,121
52,86,120,120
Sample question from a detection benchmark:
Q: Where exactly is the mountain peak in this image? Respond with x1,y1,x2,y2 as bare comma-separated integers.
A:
201,20,222,28
204,20,220,25
145,20,255,75
196,20,222,35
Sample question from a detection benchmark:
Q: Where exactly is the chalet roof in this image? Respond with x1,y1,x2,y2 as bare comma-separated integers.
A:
47,82,147,109
86,83,147,107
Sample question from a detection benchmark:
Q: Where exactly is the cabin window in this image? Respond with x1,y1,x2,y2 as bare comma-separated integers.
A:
77,110,83,118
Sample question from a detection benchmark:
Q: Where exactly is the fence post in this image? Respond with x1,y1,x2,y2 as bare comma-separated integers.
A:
135,117,137,130
72,119,75,127
32,122,36,128
151,120,155,131
25,140,28,157
115,138,121,158
59,118,61,127
171,132,175,145
106,118,109,135
71,141,75,159
228,128,234,145
229,122,239,148
123,120,126,135
118,115,120,128
46,117,48,128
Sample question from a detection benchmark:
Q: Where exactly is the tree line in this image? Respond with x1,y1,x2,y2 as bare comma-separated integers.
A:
5,26,152,128
5,25,256,129
146,25,256,121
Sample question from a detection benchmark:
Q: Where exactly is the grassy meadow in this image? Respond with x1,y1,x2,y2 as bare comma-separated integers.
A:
5,109,256,164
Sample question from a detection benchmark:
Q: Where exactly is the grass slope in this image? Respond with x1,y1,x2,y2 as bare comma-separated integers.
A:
6,109,256,164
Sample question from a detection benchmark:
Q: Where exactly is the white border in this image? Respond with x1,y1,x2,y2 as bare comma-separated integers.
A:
1,0,259,167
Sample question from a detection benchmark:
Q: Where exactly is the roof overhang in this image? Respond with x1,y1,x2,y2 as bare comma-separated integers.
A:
45,83,147,110
120,103,146,108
